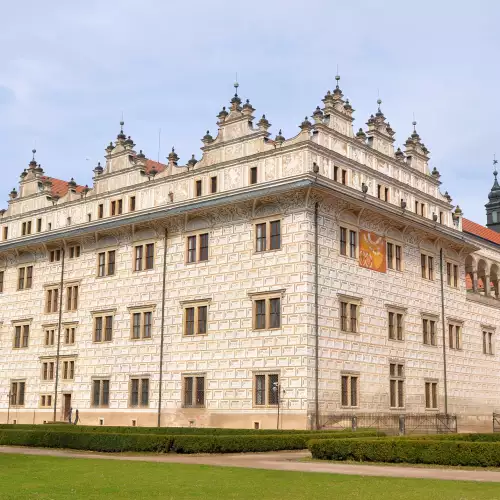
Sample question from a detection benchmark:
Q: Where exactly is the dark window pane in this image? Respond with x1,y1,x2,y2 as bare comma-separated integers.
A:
141,379,149,406
255,375,265,405
132,313,141,339
143,312,152,338
185,308,195,335
187,236,196,263
270,221,281,250
268,374,279,405
341,376,348,406
95,317,102,342
195,377,205,406
102,380,110,406
145,244,154,270
269,298,280,328
135,246,143,271
198,306,207,334
349,231,356,258
256,223,266,252
199,234,209,261
351,377,357,406
105,316,113,341
131,379,139,406
340,227,347,256
255,300,266,329
107,251,115,275
184,377,193,406
93,380,100,406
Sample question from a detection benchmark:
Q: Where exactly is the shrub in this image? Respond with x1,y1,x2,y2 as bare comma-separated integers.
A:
406,433,500,443
308,437,500,467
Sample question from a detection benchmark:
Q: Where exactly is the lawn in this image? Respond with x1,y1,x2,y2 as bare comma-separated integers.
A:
1,454,499,500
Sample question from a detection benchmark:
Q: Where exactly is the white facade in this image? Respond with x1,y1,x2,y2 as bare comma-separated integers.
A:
0,82,499,431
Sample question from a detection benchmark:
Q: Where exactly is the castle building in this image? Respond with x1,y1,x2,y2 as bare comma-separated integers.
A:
1,79,499,431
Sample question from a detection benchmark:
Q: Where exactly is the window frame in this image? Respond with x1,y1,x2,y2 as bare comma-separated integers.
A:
195,179,202,197
17,265,33,290
92,310,116,343
133,242,155,271
181,301,210,336
185,232,209,264
44,326,56,346
422,315,438,346
254,218,282,253
210,176,217,194
250,292,283,331
97,249,116,277
386,240,403,271
66,284,79,311
39,394,53,408
41,360,55,381
62,359,75,380
253,372,280,407
182,374,206,408
250,166,258,185
341,372,359,408
129,377,150,408
0,270,4,293
91,378,110,408
339,225,358,259
447,319,463,350
129,196,136,212
45,286,60,314
12,322,31,349
446,261,459,288
387,306,405,341
128,306,156,340
110,199,123,216
63,323,77,345
10,380,26,407
389,361,405,409
338,295,361,333
425,380,438,410
420,252,434,280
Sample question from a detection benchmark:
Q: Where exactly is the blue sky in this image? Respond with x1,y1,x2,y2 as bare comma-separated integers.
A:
1,1,499,224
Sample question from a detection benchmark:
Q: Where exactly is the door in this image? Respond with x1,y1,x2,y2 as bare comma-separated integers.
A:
63,394,72,422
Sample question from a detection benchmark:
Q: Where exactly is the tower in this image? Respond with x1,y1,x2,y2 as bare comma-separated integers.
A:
485,157,500,232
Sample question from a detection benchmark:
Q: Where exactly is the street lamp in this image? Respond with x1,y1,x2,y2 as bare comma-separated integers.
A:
272,382,286,430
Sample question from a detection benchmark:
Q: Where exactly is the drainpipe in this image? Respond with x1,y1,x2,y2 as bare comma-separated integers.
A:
439,248,448,415
314,202,320,430
157,229,168,427
53,247,66,423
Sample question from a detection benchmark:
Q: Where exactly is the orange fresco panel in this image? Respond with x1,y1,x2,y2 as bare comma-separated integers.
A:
359,230,386,273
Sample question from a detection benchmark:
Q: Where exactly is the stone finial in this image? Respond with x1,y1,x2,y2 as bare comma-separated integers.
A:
355,128,366,142
344,99,354,113
431,167,441,179
299,116,312,131
454,205,463,216
20,169,28,179
444,191,452,202
187,154,198,169
322,90,334,109
217,106,229,123
312,106,324,124
29,149,37,169
68,178,77,190
405,119,430,157
275,129,285,145
124,135,135,148
106,142,114,154
117,120,126,141
9,188,18,199
168,147,179,166
136,150,146,160
395,147,405,161
94,162,103,175
242,99,255,116
257,114,271,131
229,81,242,112
202,130,214,144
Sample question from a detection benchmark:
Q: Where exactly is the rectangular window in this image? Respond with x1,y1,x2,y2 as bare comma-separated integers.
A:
341,169,347,185
184,305,208,336
250,167,258,185
387,242,402,271
195,180,202,197
45,288,59,313
130,378,149,407
341,374,358,407
422,318,437,346
483,331,494,354
21,221,32,236
98,204,104,219
447,263,459,288
10,381,25,406
2,226,8,240
349,230,357,258
134,243,154,271
340,227,347,256
255,220,281,252
210,176,217,193
36,218,42,232
13,324,30,349
183,375,205,407
18,266,33,290
44,328,55,346
421,254,434,280
94,315,113,342
254,373,280,406
388,311,404,340
62,360,75,380
129,196,136,212
131,310,153,339
111,199,123,216
340,300,359,333
69,246,81,259
40,394,52,408
253,296,281,330
0,271,4,293
333,166,339,182
448,323,462,350
92,379,110,407
389,363,404,408
385,187,390,202
340,227,357,258
186,233,209,263
66,285,79,311
49,249,61,262
97,250,116,276
64,326,76,345
42,361,55,381
425,382,438,409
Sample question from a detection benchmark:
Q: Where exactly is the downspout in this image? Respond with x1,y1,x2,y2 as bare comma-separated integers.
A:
314,202,320,430
53,247,66,423
157,228,168,427
439,248,448,415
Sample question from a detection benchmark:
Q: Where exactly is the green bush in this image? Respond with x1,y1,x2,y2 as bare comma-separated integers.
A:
0,429,173,453
406,433,500,443
308,437,500,467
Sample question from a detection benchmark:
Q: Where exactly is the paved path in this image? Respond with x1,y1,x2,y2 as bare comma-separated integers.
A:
1,446,500,482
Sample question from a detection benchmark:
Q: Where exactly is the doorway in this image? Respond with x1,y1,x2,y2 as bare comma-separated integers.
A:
63,394,72,422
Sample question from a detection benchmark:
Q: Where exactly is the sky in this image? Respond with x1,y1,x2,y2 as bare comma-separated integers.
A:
0,0,499,224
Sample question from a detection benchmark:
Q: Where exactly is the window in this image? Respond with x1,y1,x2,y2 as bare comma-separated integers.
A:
130,378,149,407
255,220,281,252
69,246,81,259
387,242,402,271
385,187,390,202
415,200,426,216
111,199,123,216
250,167,258,185
389,363,404,408
377,184,382,199
425,381,438,409
62,360,75,380
2,226,8,240
64,326,76,345
94,314,113,342
21,221,32,236
186,233,209,263
0,271,4,293
49,249,61,262
10,381,25,406
483,330,494,354
131,310,153,339
45,287,59,313
42,361,55,381
339,298,360,333
388,311,404,340
254,373,279,406
129,196,136,212
339,227,357,258
341,169,347,185
36,218,42,232
446,262,459,288
421,254,434,280
439,212,444,224
18,266,33,290
44,328,55,346
183,375,205,407
66,285,78,311
448,322,462,350
134,243,154,271
195,180,202,197
40,394,52,408
334,166,339,182
253,295,281,330
98,204,104,219
211,176,217,193
341,374,358,407
184,304,208,336
97,250,116,276
422,317,437,346
67,217,72,226
92,379,110,407
13,324,30,348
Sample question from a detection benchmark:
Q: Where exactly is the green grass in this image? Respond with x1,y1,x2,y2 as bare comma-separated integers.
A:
0,454,499,499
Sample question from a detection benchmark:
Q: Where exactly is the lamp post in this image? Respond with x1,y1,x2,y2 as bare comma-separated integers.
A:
272,382,286,430
7,391,11,424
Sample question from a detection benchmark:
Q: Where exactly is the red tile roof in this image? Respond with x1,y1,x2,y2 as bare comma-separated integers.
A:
41,177,87,198
462,218,500,245
145,159,167,174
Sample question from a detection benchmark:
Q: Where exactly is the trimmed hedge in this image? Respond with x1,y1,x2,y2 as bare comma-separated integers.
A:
406,433,500,443
308,437,500,467
0,429,381,454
